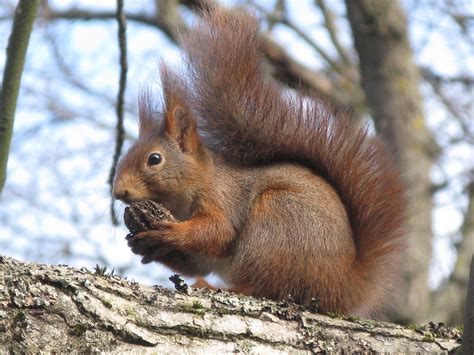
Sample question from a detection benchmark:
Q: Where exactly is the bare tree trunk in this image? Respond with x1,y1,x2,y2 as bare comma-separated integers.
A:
462,257,473,355
0,256,461,353
345,0,435,324
432,182,474,324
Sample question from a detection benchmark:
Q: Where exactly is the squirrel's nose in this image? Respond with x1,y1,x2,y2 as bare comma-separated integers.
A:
113,185,129,202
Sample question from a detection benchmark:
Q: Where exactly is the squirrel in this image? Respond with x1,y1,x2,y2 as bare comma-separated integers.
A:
112,8,406,317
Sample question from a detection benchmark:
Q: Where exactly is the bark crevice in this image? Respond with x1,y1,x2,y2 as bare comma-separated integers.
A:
0,256,462,353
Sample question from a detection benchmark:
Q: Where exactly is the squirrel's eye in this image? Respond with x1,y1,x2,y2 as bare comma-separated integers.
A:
147,153,162,166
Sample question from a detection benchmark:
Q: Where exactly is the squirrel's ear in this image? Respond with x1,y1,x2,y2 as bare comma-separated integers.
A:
160,64,200,152
164,103,200,153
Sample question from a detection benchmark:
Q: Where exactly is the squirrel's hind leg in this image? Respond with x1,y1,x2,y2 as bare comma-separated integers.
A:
225,175,355,311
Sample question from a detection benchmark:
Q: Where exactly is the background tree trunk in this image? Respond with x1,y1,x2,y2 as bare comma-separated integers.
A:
0,256,462,353
345,0,435,324
432,182,474,324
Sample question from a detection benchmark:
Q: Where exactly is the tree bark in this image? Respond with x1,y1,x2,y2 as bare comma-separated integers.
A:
0,256,462,353
345,0,435,324
432,182,474,324
461,257,474,355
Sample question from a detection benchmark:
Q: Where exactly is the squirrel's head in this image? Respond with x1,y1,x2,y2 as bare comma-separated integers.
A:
113,74,212,219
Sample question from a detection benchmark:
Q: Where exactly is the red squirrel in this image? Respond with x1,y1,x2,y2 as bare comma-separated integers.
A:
113,8,406,316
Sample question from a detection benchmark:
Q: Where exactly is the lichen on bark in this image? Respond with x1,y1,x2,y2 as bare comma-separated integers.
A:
0,256,462,353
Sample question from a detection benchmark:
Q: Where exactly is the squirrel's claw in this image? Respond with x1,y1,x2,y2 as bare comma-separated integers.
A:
128,229,173,251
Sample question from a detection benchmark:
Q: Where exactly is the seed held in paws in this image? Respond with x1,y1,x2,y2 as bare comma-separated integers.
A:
123,200,176,237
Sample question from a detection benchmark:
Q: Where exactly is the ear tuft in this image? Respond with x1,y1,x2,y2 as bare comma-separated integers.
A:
138,88,160,138
160,64,200,152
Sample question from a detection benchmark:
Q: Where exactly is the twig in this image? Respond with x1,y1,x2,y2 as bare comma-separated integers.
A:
422,68,473,143
421,66,474,86
44,29,116,106
0,0,40,193
108,0,128,225
38,8,178,43
252,1,342,73
315,0,352,65
262,35,337,100
34,3,348,108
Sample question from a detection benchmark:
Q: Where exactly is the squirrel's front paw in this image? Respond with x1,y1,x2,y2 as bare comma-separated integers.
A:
128,239,185,266
127,230,170,263
123,199,182,260
127,222,181,254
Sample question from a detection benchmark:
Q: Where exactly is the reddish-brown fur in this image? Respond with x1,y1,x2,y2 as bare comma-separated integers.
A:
113,7,406,317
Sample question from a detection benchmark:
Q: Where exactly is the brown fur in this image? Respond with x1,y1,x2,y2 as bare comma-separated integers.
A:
113,7,406,317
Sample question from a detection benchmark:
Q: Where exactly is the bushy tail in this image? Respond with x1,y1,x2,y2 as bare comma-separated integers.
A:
181,8,406,312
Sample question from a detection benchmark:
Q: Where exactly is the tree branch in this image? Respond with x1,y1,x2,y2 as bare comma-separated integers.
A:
38,3,350,108
252,1,342,73
315,0,352,66
41,8,178,43
109,0,128,226
0,0,40,192
0,256,462,352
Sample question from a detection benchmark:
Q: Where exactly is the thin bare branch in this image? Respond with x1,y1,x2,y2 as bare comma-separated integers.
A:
39,2,349,109
252,1,342,73
109,0,128,225
40,7,179,43
315,0,352,65
421,66,474,86
262,35,340,103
